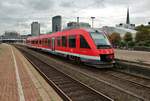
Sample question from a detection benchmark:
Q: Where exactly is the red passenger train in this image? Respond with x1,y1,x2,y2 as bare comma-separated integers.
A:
26,28,115,68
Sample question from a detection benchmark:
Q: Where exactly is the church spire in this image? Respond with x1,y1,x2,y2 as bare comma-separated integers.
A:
126,8,130,24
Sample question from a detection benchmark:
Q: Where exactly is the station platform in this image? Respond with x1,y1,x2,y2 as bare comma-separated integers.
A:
0,43,62,101
115,49,150,65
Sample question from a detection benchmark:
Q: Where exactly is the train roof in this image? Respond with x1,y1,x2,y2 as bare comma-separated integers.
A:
27,28,104,40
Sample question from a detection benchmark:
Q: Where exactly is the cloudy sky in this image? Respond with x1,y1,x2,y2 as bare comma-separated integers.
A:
0,0,150,35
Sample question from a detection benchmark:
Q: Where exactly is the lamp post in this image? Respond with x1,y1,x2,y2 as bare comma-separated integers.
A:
91,17,95,28
77,17,79,28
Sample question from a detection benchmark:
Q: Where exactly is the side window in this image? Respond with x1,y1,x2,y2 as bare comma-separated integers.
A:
80,35,90,49
69,35,76,48
57,37,61,47
39,40,41,44
44,38,46,46
45,38,47,46
42,39,44,45
32,41,34,44
62,36,67,47
48,38,51,47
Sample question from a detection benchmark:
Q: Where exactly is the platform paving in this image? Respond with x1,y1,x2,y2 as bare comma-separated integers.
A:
0,43,62,101
115,49,150,65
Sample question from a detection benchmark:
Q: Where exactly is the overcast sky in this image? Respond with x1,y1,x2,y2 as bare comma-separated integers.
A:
0,0,150,35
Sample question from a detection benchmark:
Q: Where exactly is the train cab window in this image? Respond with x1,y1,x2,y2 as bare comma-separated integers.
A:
69,35,76,48
57,37,61,47
80,35,90,49
62,36,67,47
90,32,111,49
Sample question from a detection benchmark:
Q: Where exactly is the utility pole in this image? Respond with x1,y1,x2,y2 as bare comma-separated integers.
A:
91,17,95,28
77,17,79,28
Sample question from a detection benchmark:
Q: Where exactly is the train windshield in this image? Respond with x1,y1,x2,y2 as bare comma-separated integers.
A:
90,32,111,49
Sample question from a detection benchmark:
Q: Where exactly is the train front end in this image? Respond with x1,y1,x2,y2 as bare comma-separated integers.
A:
88,30,115,68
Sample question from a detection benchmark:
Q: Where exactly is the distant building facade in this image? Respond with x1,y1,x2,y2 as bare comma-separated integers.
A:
0,31,28,43
52,16,62,32
116,23,135,29
31,22,40,36
102,26,137,39
4,31,20,39
67,22,91,28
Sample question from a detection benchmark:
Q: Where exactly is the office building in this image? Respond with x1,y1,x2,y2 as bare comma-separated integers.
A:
31,22,40,36
52,16,62,32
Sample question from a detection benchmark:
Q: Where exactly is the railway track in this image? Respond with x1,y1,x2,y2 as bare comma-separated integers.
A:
105,70,150,88
17,46,113,101
15,45,150,101
91,70,150,100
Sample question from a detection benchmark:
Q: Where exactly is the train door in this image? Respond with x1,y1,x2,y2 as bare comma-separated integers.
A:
52,37,55,51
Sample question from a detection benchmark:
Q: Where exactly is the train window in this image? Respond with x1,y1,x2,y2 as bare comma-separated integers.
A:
62,36,67,47
36,40,38,44
90,32,111,49
45,39,47,46
57,37,61,47
43,39,45,46
80,35,90,49
32,41,34,44
39,40,41,44
48,38,51,47
43,39,45,45
69,36,76,48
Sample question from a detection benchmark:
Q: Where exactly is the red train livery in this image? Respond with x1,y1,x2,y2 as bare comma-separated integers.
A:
26,28,115,68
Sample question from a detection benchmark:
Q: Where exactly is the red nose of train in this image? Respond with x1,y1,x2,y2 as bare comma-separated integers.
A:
98,49,114,62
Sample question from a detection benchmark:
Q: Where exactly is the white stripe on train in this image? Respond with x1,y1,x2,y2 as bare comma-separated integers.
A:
33,46,101,61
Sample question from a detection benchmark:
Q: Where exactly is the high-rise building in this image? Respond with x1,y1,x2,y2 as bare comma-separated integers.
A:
52,16,62,32
31,22,40,36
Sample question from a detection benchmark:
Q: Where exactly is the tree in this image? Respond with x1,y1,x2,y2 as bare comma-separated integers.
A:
123,32,133,48
109,32,121,47
135,29,150,47
135,29,150,42
123,32,133,42
135,24,150,31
